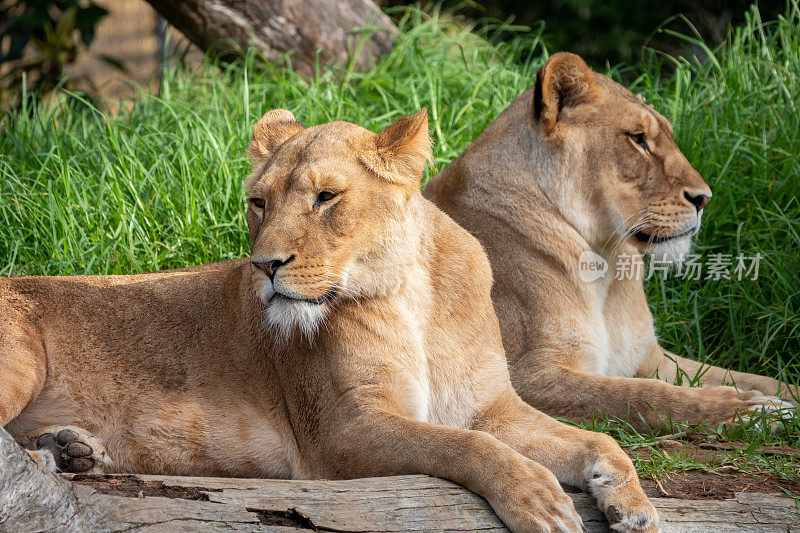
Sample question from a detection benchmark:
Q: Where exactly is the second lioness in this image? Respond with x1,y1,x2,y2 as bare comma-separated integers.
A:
2,110,657,532
424,52,796,431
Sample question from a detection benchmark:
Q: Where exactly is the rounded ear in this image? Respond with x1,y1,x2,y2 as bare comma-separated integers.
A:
352,108,432,190
532,52,599,134
248,109,305,163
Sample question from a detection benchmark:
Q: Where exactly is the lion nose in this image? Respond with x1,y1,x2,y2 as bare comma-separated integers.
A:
251,255,294,280
683,190,711,212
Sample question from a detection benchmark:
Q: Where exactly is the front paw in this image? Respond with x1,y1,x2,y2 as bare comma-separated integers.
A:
586,461,659,532
30,426,112,474
489,459,584,533
696,386,795,426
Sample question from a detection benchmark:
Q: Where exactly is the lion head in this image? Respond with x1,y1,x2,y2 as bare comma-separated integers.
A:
531,52,711,263
244,109,430,338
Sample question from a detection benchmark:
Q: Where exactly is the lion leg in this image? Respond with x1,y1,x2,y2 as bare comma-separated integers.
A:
17,426,112,474
0,314,46,427
1,300,112,474
474,390,658,533
320,412,584,532
641,347,799,403
511,353,791,431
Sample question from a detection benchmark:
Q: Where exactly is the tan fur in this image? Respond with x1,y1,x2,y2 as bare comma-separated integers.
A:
1,109,658,532
424,52,797,431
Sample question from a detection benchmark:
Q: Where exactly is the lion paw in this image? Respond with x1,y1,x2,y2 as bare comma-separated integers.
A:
738,393,797,429
587,465,659,532
32,426,111,474
490,459,585,532
694,387,795,428
742,394,795,412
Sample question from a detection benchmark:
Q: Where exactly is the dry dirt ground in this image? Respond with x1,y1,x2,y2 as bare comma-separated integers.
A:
625,440,800,499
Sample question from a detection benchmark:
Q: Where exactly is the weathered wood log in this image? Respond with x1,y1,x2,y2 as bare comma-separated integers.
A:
70,474,800,532
143,0,398,74
1,427,797,532
0,426,100,531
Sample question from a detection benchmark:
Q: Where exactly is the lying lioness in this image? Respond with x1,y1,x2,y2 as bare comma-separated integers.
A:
1,110,657,531
424,52,797,431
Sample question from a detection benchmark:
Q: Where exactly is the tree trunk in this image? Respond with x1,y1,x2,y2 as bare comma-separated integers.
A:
144,0,397,75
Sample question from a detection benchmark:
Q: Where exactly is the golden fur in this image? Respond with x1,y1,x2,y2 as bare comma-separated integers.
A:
424,52,797,431
2,109,658,532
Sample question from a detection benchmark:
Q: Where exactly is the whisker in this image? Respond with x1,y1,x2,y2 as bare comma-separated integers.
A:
317,277,364,302
603,208,647,252
328,272,366,298
606,211,651,261
610,213,652,261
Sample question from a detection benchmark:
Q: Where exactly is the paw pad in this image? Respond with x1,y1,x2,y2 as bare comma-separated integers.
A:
36,429,96,473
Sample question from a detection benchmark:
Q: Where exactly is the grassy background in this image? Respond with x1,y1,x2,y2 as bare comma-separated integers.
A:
1,2,798,478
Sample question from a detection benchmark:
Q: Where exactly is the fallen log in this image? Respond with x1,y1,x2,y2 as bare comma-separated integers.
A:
1,428,797,532
0,427,100,531
143,0,398,75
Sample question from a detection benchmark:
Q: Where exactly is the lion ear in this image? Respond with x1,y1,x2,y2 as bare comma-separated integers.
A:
248,109,305,164
355,109,432,188
532,52,599,134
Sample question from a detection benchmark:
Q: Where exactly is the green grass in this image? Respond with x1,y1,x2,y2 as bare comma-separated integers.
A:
1,3,799,485
0,6,544,274
571,410,800,493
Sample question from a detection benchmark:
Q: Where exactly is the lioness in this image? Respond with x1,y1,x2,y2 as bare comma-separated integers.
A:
1,109,658,531
424,52,797,431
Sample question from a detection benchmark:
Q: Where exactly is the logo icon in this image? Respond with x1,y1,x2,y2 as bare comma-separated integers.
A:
578,250,608,282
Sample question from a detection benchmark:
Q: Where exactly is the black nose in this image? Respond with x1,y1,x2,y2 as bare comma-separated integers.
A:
251,255,294,280
684,190,711,212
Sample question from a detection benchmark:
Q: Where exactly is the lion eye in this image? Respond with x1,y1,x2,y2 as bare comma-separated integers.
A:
629,132,649,151
316,190,338,203
249,197,265,209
